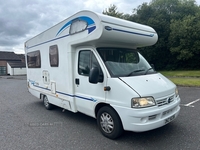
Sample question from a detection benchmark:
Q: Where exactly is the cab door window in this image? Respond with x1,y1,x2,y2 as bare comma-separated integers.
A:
78,51,90,76
78,50,103,82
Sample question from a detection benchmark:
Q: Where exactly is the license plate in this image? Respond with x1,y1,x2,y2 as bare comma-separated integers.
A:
165,114,175,124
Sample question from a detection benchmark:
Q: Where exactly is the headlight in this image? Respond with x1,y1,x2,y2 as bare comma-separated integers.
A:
132,97,156,108
175,87,179,97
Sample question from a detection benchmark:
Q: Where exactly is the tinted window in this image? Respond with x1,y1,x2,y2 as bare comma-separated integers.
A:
78,51,90,76
49,45,59,67
27,50,41,68
78,50,103,81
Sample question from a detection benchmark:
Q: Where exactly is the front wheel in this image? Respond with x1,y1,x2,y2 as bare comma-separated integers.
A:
97,106,123,139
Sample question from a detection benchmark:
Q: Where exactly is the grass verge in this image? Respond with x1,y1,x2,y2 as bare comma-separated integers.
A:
168,77,200,87
160,70,200,77
159,71,200,87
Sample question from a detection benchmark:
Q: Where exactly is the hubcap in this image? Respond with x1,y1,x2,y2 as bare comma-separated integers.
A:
100,112,114,133
44,97,49,107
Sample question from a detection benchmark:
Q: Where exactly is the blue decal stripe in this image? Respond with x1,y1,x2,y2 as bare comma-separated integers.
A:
56,16,95,36
75,95,93,101
56,91,75,97
56,21,72,36
56,91,92,101
34,85,51,91
78,16,95,25
112,28,154,37
30,81,95,102
88,26,96,34
27,27,153,50
27,16,96,49
27,34,70,49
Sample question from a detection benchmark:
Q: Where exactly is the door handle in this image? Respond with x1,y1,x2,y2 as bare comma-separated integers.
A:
75,78,79,85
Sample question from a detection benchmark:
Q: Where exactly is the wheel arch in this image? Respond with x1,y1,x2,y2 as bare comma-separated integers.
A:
95,103,109,118
40,93,43,100
95,103,123,124
40,93,45,100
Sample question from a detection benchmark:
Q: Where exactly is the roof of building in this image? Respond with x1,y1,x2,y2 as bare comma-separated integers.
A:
7,61,26,68
0,51,22,61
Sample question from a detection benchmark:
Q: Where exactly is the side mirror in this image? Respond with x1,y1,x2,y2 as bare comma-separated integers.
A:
151,64,155,70
89,67,99,84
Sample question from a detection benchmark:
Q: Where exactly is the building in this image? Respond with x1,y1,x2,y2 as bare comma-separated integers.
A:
0,51,26,76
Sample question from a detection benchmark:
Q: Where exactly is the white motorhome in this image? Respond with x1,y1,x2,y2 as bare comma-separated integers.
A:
25,10,180,139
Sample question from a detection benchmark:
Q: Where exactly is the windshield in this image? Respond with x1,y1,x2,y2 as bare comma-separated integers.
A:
97,48,156,77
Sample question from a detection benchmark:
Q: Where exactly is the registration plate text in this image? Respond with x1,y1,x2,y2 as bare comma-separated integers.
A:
165,115,175,124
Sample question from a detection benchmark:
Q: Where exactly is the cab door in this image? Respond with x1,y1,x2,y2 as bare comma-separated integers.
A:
74,48,106,117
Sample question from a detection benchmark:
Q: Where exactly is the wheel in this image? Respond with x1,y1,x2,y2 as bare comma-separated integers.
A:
97,106,123,139
43,96,53,110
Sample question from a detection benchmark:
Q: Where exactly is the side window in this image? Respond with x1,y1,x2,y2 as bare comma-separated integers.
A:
91,53,104,82
78,51,90,76
69,19,87,35
91,53,103,75
27,50,41,68
49,45,59,67
78,50,103,78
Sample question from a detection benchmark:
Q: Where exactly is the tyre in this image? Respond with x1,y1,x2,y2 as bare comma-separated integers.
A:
43,96,53,110
97,106,123,139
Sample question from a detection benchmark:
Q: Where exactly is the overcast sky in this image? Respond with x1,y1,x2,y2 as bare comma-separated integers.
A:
0,0,199,54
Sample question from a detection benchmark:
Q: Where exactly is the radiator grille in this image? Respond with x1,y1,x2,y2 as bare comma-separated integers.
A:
157,95,174,107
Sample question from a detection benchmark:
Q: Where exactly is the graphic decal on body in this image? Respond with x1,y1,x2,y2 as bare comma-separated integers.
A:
28,80,97,102
56,16,96,36
104,26,155,37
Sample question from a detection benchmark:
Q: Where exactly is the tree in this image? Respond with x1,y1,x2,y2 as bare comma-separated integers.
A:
103,0,200,70
131,2,172,70
169,13,200,68
131,0,200,70
103,4,124,19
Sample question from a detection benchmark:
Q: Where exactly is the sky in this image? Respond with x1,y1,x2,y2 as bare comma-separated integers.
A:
0,0,199,54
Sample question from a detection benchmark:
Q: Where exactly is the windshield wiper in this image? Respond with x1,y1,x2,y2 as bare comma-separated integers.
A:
127,69,145,76
144,68,153,75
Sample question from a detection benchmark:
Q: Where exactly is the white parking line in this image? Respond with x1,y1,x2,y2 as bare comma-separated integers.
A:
181,98,200,107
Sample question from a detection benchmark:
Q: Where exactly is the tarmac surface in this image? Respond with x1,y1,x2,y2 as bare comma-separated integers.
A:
0,75,200,150
0,75,27,80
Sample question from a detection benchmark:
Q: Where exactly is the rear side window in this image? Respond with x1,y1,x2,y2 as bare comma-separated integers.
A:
49,45,59,67
27,50,41,68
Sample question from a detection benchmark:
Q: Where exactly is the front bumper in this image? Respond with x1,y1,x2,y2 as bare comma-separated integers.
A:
112,96,181,132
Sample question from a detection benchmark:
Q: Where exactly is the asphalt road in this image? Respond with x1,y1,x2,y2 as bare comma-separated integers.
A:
0,76,200,150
